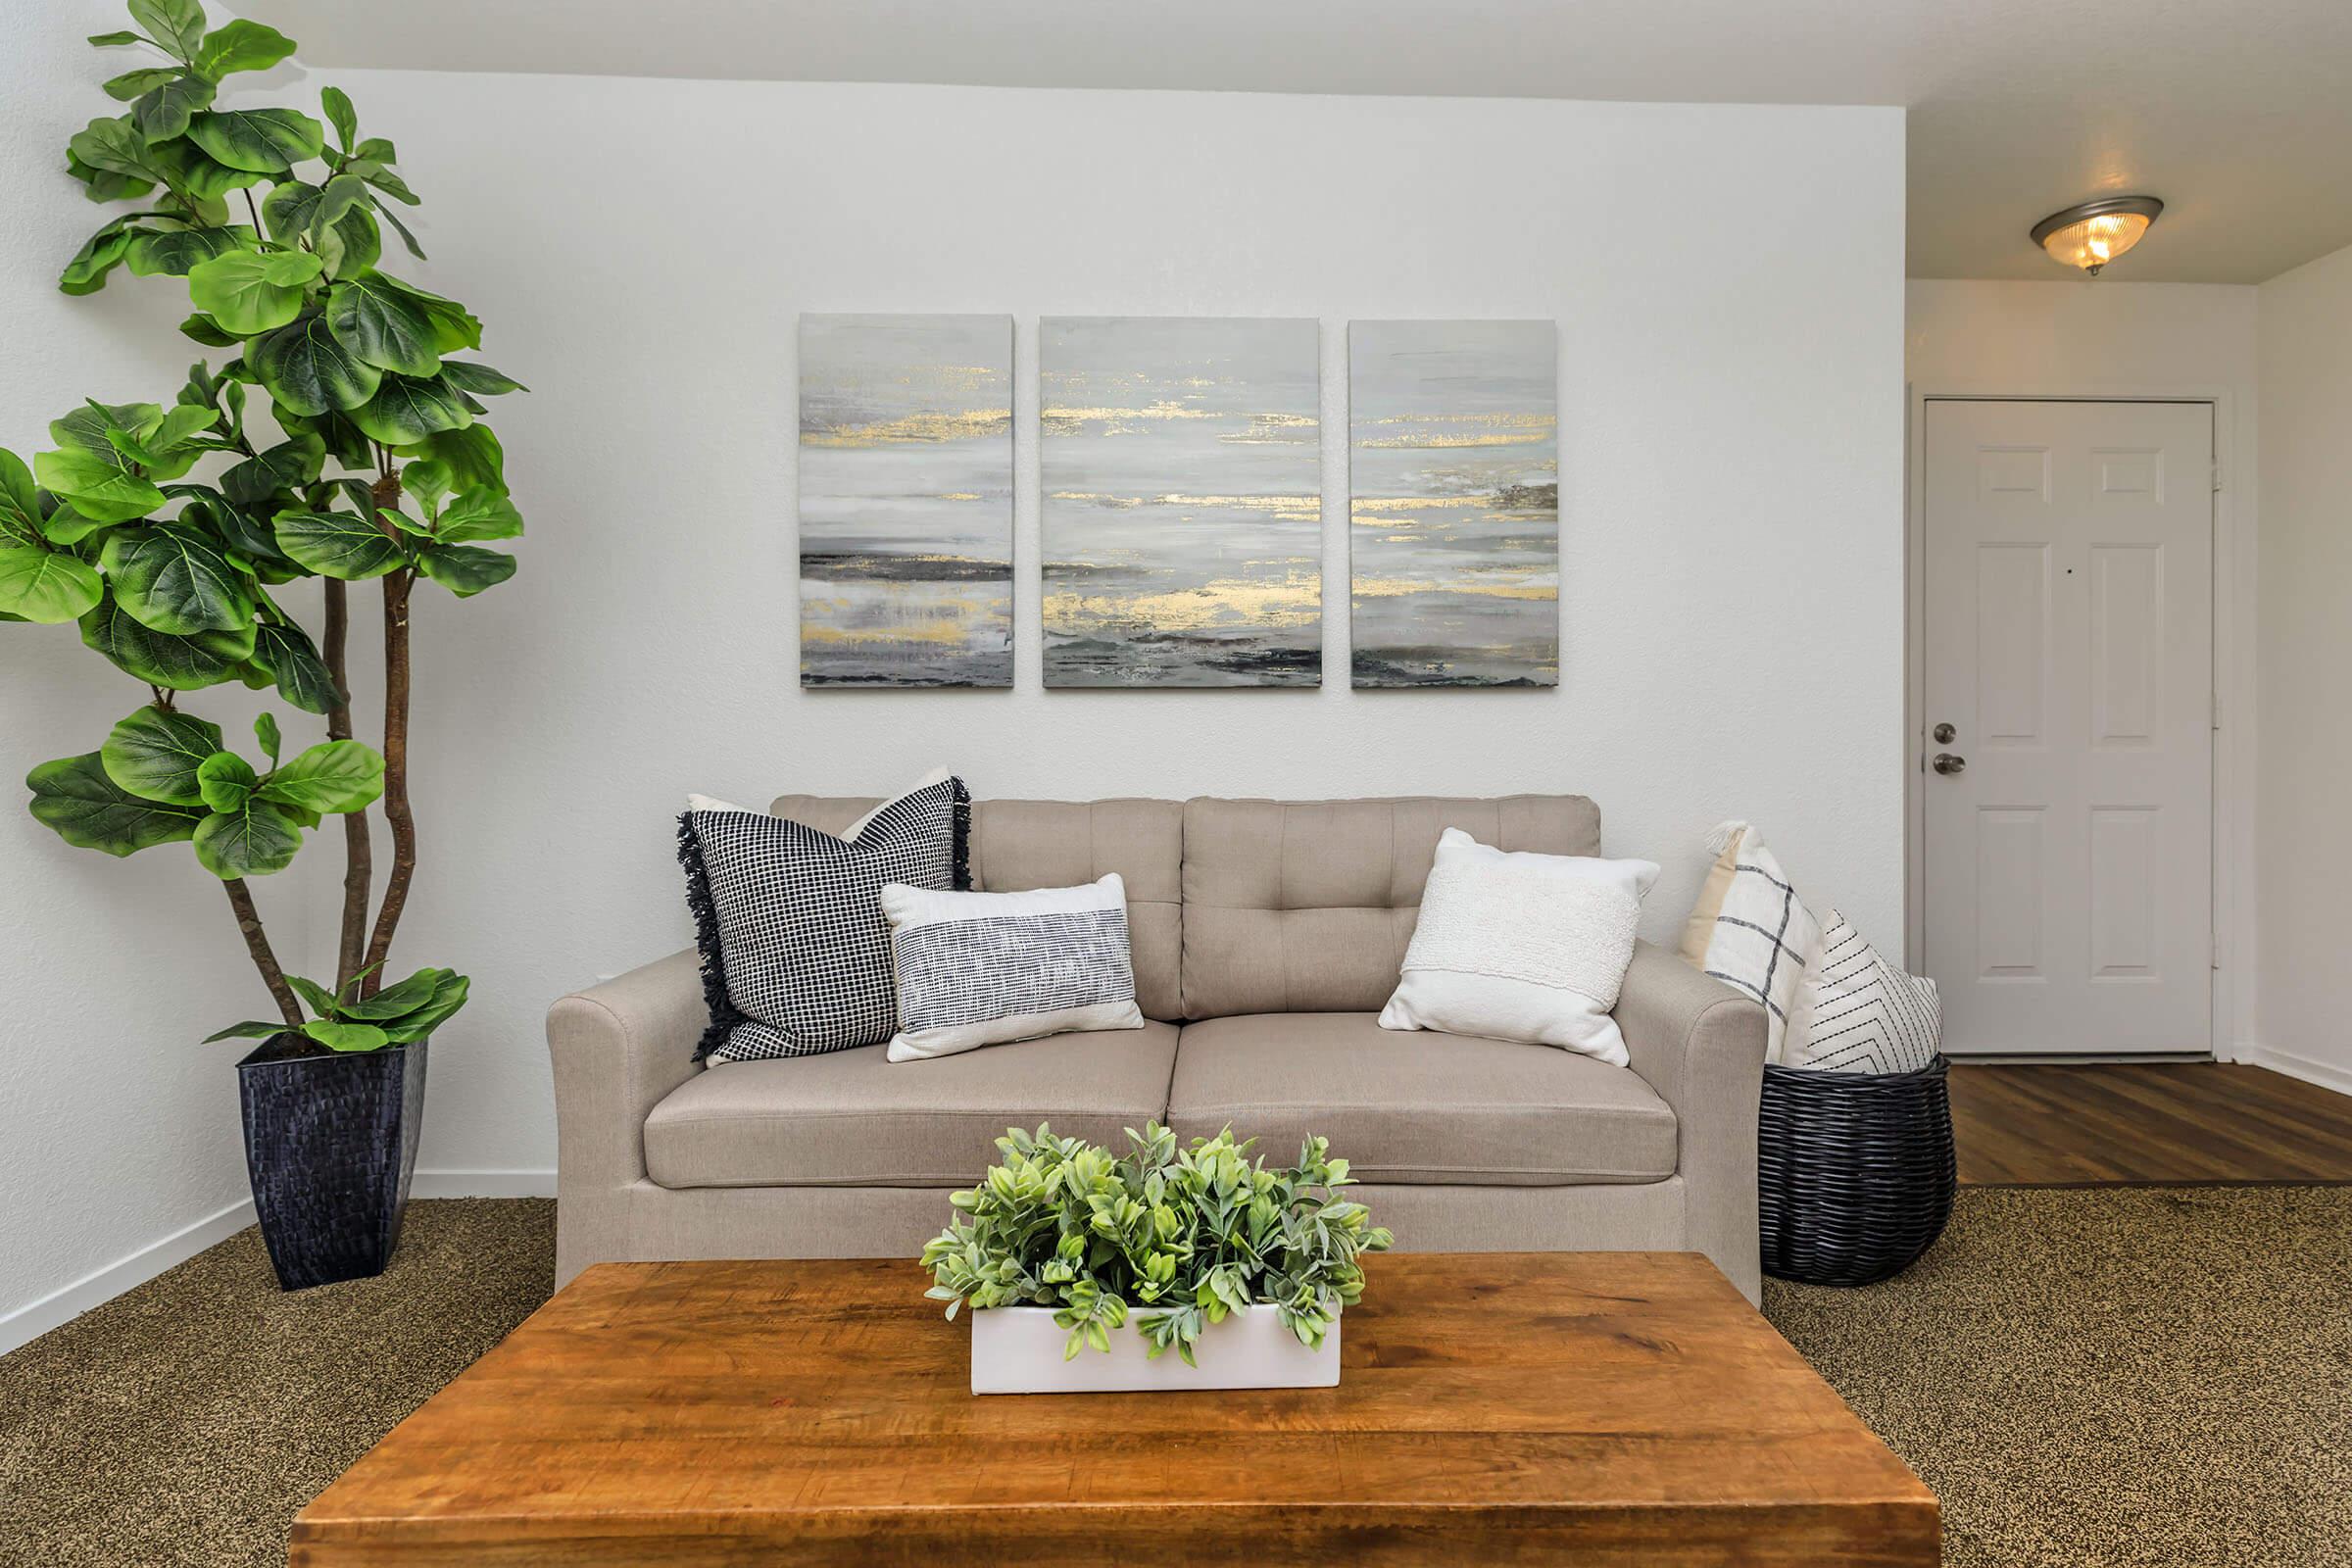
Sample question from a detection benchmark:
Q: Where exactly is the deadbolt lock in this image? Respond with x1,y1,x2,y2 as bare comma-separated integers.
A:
1933,722,1956,744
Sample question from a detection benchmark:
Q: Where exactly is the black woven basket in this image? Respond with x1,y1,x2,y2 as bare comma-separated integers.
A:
1758,1054,1955,1287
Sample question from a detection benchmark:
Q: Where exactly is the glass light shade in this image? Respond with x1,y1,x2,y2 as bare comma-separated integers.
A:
2040,212,2152,273
2032,197,2164,276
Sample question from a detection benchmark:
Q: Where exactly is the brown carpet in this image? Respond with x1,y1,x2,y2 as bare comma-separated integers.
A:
3,1189,2346,1566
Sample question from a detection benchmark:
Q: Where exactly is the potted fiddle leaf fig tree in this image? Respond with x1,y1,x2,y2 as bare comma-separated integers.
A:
5,0,525,1290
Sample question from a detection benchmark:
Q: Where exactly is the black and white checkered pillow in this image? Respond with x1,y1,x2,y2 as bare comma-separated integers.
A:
676,776,970,1062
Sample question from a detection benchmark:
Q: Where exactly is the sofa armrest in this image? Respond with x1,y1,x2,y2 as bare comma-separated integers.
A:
547,948,707,1284
1615,939,1768,1301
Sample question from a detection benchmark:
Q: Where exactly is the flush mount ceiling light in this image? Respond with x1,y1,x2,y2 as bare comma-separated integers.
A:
2031,195,2164,276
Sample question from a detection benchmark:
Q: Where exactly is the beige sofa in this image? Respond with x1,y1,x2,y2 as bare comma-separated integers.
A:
549,794,1769,1301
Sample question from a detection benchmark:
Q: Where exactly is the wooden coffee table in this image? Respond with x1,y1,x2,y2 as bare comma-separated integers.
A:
293,1252,1936,1565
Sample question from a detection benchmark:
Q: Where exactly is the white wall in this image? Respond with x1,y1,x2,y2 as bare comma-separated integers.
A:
2,64,1907,1327
2255,241,2352,1092
1902,279,2263,1054
0,3,331,1343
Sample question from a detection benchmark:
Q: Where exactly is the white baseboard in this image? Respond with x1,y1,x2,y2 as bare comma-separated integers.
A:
412,1168,558,1199
0,1170,557,1357
0,1196,256,1356
2246,1045,2352,1099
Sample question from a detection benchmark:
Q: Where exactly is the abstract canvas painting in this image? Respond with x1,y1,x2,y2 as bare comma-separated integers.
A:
798,314,1012,687
1041,317,1321,687
1348,320,1558,688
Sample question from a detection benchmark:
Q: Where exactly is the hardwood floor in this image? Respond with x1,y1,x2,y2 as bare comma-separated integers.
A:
1950,1062,2352,1185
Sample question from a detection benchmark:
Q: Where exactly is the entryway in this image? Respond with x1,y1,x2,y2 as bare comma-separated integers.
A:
1917,399,2215,1056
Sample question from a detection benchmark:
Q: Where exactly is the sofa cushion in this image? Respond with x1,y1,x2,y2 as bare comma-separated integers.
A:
772,795,1183,1022
1181,796,1601,1018
1165,1012,1675,1186
645,1021,1180,1189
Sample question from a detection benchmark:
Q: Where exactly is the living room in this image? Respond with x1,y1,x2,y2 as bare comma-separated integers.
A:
3,1,2347,1563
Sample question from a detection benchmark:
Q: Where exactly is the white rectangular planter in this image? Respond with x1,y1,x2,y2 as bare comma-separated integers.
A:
969,1303,1340,1395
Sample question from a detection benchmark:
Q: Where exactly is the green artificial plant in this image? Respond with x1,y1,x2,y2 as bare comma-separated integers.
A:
7,0,525,1051
921,1124,1395,1364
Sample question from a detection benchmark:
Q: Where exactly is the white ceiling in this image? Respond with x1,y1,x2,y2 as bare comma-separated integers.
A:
243,0,2352,284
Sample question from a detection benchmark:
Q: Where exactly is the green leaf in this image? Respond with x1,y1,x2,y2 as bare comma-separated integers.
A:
204,1020,295,1043
52,401,165,459
130,73,215,140
39,503,109,548
0,450,42,548
0,548,104,623
193,801,303,878
129,0,206,58
434,488,522,543
286,974,339,1017
147,403,219,456
414,424,503,495
100,706,224,806
89,31,146,47
318,202,380,279
196,750,258,812
79,594,255,688
103,68,182,102
256,739,383,814
436,360,526,397
27,752,204,857
324,275,440,376
187,249,309,336
184,108,326,173
271,510,406,579
350,373,469,446
264,249,323,286
146,137,266,199
302,1019,390,1054
194,20,296,77
320,86,358,149
70,116,167,181
377,276,479,352
336,966,445,1020
123,223,253,277
308,174,369,240
101,523,255,634
399,459,453,516
360,163,418,205
376,972,467,1042
60,226,133,296
179,312,242,347
255,710,281,763
372,196,426,261
247,620,343,719
416,544,515,597
261,178,335,242
221,435,324,509
252,312,382,416
33,447,164,525
353,137,396,164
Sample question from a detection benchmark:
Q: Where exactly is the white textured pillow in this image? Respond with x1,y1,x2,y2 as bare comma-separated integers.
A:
1683,820,1820,1064
881,874,1143,1062
1782,909,1941,1075
1378,828,1659,1066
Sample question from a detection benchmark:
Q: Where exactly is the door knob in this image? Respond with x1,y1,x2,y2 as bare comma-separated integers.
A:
1933,753,1967,775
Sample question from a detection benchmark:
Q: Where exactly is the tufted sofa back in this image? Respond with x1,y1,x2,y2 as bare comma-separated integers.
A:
768,792,1599,1025
1177,796,1601,1018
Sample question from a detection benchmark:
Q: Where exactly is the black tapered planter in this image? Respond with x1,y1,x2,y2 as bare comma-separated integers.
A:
236,1036,427,1291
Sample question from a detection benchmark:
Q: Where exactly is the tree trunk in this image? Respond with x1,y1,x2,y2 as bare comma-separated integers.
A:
360,567,416,999
225,877,304,1027
324,577,372,993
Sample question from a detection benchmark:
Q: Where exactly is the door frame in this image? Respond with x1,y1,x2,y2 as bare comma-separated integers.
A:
1905,382,2254,1061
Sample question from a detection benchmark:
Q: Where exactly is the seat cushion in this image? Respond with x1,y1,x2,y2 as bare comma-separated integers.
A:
646,1022,1179,1189
1166,1013,1676,1186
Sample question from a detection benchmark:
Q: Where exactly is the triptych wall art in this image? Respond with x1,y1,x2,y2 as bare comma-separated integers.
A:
796,314,1557,691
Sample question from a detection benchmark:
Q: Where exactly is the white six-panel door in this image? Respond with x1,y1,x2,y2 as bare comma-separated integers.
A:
1922,400,2213,1055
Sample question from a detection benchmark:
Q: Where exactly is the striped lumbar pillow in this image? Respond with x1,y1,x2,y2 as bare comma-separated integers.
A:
1781,909,1941,1075
879,874,1144,1062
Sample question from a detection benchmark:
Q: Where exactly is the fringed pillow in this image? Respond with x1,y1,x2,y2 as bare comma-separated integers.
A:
677,771,969,1063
